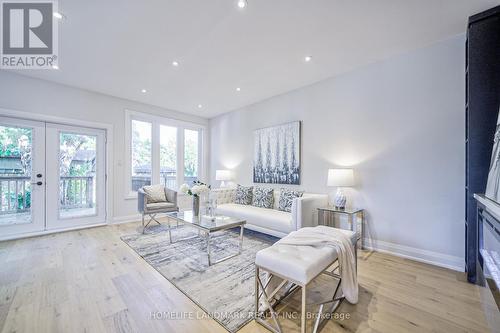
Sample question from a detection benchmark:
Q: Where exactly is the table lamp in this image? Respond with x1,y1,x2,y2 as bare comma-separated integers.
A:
216,170,232,188
327,168,354,209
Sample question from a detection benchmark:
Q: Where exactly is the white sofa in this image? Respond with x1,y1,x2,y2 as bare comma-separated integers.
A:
213,188,328,238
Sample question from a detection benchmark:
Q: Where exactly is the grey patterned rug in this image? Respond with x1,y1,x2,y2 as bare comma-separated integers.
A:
121,224,277,332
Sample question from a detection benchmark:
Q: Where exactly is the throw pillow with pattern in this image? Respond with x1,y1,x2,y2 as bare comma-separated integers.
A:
252,187,274,209
143,184,167,203
278,188,304,212
235,185,253,205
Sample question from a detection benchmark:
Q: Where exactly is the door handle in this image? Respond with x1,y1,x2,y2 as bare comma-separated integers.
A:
31,181,43,186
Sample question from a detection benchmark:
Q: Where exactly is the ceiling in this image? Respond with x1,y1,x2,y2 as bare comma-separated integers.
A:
8,0,500,118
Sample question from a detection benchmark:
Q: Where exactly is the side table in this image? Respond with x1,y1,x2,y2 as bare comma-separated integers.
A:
317,207,365,248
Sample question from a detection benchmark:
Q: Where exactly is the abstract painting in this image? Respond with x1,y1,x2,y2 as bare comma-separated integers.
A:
486,109,500,203
253,121,300,185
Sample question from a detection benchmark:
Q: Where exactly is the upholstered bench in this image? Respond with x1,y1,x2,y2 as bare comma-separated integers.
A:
254,228,358,333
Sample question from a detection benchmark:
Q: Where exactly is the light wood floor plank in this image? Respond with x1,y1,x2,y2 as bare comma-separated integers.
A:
0,222,497,333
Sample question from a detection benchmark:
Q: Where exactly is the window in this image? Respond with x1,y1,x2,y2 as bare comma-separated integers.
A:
160,125,177,190
184,129,198,184
131,120,152,192
126,111,204,197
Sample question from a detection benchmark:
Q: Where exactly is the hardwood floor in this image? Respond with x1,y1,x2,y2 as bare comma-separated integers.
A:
0,222,497,333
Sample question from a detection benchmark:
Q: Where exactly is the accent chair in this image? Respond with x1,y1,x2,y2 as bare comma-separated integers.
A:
138,184,179,233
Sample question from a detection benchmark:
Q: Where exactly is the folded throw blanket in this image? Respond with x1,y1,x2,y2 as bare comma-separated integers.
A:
276,226,358,304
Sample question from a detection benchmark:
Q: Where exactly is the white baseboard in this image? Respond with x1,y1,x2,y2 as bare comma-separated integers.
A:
363,238,464,272
0,222,107,242
112,214,141,224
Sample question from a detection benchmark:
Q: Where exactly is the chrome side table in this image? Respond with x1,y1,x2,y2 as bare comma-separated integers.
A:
317,207,364,248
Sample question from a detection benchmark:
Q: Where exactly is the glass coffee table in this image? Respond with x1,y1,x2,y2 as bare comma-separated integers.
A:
166,211,246,266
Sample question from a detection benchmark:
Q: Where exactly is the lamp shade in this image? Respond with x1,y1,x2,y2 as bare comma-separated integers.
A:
216,170,232,181
327,169,354,187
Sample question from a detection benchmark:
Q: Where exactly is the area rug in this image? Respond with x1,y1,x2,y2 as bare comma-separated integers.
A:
121,224,277,332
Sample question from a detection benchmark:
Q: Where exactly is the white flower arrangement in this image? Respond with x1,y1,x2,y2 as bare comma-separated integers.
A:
179,181,211,197
179,183,190,194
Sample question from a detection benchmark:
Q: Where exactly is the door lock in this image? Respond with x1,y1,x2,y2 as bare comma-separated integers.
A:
36,174,42,178
31,181,43,186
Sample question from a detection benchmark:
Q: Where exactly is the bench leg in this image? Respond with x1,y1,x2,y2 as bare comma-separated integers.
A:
301,285,307,333
255,266,259,319
255,268,283,333
255,265,346,333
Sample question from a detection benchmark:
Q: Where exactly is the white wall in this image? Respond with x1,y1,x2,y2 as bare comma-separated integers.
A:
0,72,209,222
210,35,465,270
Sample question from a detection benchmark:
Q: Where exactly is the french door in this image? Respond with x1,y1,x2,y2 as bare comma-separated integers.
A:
0,117,106,239
45,123,106,230
0,117,45,236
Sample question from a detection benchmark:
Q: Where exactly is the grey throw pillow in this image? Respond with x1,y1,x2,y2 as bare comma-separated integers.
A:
235,185,253,205
252,187,274,209
278,188,303,212
143,184,167,203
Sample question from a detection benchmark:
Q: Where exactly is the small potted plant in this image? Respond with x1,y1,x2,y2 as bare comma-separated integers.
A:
179,181,211,216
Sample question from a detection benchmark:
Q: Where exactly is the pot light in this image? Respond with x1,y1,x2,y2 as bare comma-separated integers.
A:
52,64,59,70
141,89,147,93
304,55,312,62
172,61,179,67
237,0,247,9
236,87,241,92
197,104,203,109
53,12,64,19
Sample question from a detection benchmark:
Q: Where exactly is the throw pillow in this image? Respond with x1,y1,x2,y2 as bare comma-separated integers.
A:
252,187,274,209
143,184,167,203
235,185,253,205
278,188,304,212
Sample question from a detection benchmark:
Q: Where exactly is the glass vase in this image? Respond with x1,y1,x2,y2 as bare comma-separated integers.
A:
192,195,200,216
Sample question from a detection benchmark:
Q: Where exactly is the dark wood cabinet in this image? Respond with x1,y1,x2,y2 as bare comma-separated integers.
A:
465,5,500,283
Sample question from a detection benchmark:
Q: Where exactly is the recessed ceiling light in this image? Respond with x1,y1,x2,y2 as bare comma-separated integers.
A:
236,87,241,92
141,89,147,93
52,64,59,70
53,12,64,19
172,61,179,67
304,55,312,62
197,104,203,109
237,0,247,9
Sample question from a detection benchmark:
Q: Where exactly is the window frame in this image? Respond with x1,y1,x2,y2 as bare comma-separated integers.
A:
124,109,206,199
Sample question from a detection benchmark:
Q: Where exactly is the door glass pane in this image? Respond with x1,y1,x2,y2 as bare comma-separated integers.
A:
131,120,152,191
59,132,97,218
184,129,199,184
0,125,32,225
160,125,177,190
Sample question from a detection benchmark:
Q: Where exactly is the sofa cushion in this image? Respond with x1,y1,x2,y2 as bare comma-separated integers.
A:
252,187,274,208
146,202,176,210
216,203,294,233
143,184,166,203
235,185,253,205
278,188,303,212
